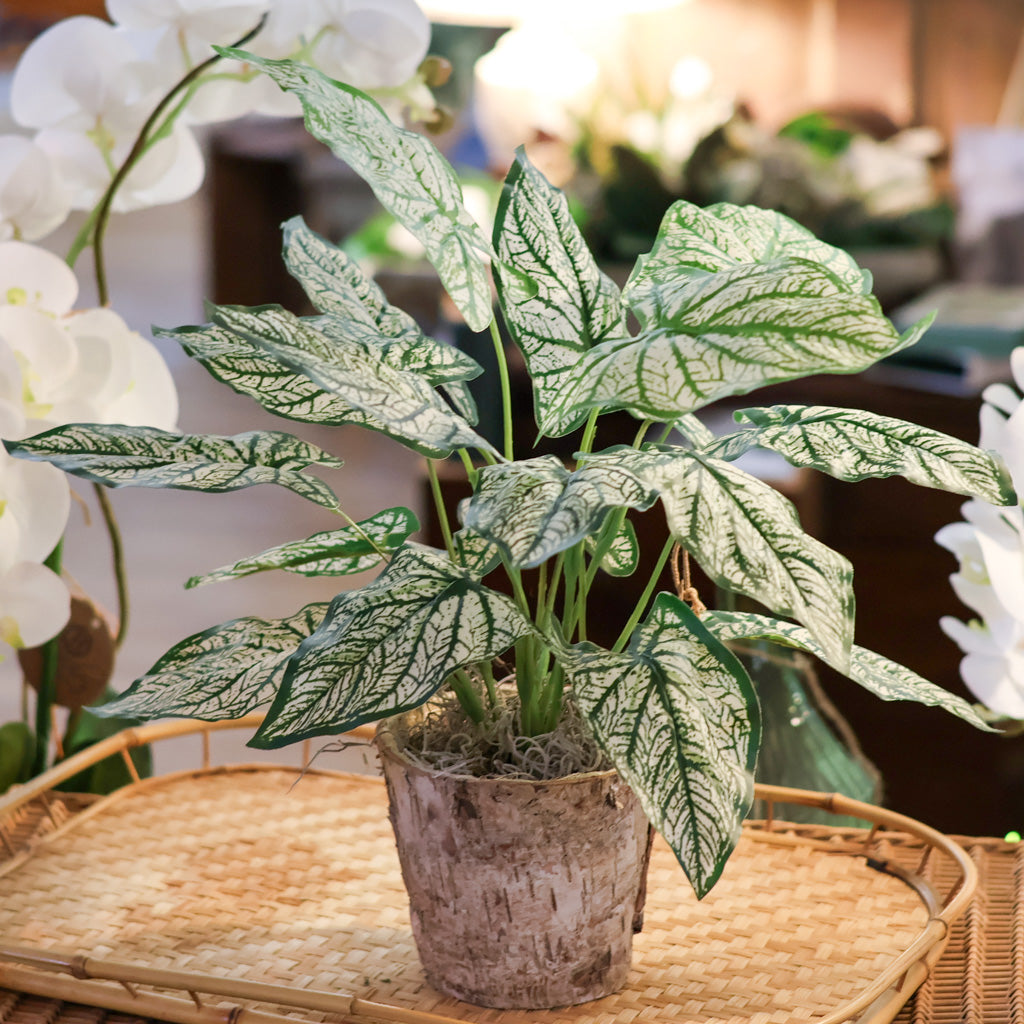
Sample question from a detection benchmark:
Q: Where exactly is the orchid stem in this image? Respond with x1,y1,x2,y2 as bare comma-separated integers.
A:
31,539,64,776
94,485,129,650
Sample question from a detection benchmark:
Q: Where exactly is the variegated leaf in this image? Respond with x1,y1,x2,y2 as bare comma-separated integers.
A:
627,200,871,296
704,404,1016,505
492,149,629,435
6,424,341,509
542,259,921,431
251,544,533,747
186,507,418,588
564,593,759,897
586,517,640,577
224,50,494,332
93,604,328,721
584,445,854,669
206,303,495,458
451,527,502,579
703,609,995,732
460,454,657,569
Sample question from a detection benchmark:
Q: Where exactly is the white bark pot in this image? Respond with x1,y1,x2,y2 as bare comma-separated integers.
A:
376,715,653,1009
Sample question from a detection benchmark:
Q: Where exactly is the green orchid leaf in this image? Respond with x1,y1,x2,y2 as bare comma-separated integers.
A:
224,50,494,332
586,517,640,577
543,258,919,431
6,424,341,509
282,216,483,421
628,200,871,295
564,593,759,898
704,404,1016,505
206,302,495,458
460,454,657,569
0,721,36,793
93,604,328,722
492,149,628,436
187,507,419,588
252,544,534,747
586,445,854,670
703,609,996,732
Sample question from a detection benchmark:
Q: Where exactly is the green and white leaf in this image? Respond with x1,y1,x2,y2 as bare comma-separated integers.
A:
563,594,759,898
586,517,640,577
492,149,628,435
252,544,534,747
226,50,494,332
207,303,495,458
451,527,502,579
544,258,919,431
627,200,871,296
585,445,855,669
6,424,341,509
187,507,419,588
703,609,996,732
704,404,1016,505
460,454,657,569
93,604,328,722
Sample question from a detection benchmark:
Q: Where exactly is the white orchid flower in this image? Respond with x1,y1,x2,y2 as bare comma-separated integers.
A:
0,136,72,242
0,561,71,649
0,240,78,314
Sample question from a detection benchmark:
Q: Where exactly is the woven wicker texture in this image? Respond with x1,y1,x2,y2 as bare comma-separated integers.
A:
0,767,939,1024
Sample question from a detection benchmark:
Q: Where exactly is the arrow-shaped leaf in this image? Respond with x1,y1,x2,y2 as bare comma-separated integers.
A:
460,454,657,569
564,593,759,898
584,445,854,669
492,149,628,436
93,603,329,722
223,50,494,332
251,543,534,747
703,609,996,732
586,517,640,577
704,404,1016,505
6,424,342,509
205,302,494,458
186,507,418,588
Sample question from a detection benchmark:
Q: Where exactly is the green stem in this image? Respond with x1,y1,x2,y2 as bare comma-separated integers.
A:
578,408,600,457
611,533,675,653
456,447,478,488
488,318,514,462
94,485,129,650
31,539,64,776
426,459,456,560
450,669,484,723
538,661,565,733
480,660,500,708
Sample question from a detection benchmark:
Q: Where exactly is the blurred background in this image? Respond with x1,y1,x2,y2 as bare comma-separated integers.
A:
1,0,1024,834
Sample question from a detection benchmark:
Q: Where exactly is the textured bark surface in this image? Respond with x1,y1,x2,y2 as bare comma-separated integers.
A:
377,719,652,1010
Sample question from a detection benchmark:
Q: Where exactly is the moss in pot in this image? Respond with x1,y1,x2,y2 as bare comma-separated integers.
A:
6,53,1015,1009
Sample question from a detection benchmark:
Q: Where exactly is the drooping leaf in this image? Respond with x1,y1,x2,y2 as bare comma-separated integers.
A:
541,258,923,431
223,50,494,332
93,604,329,722
460,454,657,569
187,507,419,588
204,303,494,459
584,445,854,669
703,404,1016,505
6,424,342,509
282,216,482,421
586,517,640,577
703,609,996,732
492,149,628,435
252,544,534,747
564,594,760,898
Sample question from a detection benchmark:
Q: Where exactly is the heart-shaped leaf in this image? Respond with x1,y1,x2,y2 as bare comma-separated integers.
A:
93,603,329,722
187,507,418,588
252,544,534,747
564,594,759,898
224,50,494,332
6,424,342,509
704,404,1016,505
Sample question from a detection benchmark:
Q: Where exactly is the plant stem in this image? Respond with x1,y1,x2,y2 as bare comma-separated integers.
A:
92,485,129,649
426,459,456,559
480,660,499,708
456,447,478,487
611,534,675,653
31,539,64,776
488,318,514,462
450,669,484,723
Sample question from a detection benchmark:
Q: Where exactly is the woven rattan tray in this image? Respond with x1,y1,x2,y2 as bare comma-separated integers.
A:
0,719,981,1024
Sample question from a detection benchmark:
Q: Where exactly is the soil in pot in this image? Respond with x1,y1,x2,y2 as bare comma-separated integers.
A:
376,695,653,1010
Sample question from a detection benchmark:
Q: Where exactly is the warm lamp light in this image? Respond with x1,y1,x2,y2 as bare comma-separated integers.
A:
422,0,689,27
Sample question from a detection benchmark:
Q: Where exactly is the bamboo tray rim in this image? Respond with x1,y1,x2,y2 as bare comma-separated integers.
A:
0,716,980,1024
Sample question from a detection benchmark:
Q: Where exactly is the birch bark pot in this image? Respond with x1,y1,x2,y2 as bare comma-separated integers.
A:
376,713,653,1009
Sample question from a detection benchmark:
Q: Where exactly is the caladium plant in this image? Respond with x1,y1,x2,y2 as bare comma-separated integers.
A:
6,53,1016,898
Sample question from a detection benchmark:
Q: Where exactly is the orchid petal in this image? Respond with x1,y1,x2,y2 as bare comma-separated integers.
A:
0,561,70,649
0,453,70,565
0,136,72,242
0,240,78,314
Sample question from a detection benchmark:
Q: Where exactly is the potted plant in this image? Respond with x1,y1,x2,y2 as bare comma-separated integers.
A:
6,53,1015,1008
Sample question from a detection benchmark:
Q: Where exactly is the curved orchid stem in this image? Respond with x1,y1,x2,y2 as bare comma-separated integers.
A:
93,485,129,650
31,539,64,776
